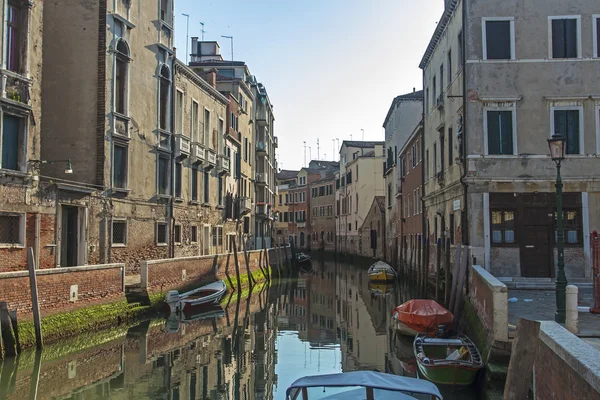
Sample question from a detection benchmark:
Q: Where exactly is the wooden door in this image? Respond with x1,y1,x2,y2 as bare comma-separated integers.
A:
520,209,552,277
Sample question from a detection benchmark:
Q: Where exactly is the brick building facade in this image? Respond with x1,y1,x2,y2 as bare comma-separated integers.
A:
309,175,336,251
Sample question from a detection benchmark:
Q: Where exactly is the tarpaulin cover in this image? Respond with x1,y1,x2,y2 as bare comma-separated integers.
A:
392,300,454,334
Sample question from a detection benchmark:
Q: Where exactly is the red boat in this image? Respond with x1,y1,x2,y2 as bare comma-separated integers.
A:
392,300,454,336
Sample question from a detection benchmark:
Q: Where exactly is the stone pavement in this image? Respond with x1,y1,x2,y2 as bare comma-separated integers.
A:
507,287,600,337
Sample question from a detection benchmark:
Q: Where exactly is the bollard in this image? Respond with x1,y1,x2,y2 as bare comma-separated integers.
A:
565,285,579,334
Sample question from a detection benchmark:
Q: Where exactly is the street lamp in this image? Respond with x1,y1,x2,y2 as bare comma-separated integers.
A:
547,133,567,324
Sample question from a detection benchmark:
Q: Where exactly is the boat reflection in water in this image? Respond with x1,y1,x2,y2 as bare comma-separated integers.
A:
0,259,483,399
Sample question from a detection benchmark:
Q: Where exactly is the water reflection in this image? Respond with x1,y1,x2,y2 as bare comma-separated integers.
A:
0,259,480,400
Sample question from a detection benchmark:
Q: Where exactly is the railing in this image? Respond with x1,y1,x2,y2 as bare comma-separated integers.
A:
239,196,252,215
218,155,230,173
174,134,191,157
274,136,278,148
206,148,217,165
1,70,31,105
436,93,444,110
256,141,268,156
191,143,205,164
256,172,267,185
113,114,130,138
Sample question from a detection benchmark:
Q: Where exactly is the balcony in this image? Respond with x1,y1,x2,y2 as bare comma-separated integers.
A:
205,148,217,170
274,136,278,148
256,141,268,158
256,203,272,220
191,143,205,164
113,113,130,138
240,196,252,215
256,172,267,187
1,70,31,106
436,93,444,110
296,220,306,229
217,154,230,175
256,107,268,126
174,134,191,158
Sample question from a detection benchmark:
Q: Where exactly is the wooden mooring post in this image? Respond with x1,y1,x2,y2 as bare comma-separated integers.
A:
241,238,257,286
27,248,43,349
444,238,451,308
504,319,540,399
231,238,243,293
417,235,422,293
435,238,442,303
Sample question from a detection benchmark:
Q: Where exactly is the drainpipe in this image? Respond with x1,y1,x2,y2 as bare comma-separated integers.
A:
106,0,117,263
169,59,176,259
459,0,469,247
34,212,40,269
421,70,427,253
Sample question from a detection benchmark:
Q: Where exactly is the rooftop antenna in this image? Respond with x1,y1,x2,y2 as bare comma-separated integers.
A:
317,139,320,160
200,22,206,41
361,129,364,141
304,141,307,167
181,13,190,64
350,134,353,141
336,138,340,161
332,139,335,162
309,147,312,162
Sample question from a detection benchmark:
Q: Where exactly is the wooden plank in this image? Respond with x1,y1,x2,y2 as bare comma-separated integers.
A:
241,238,257,285
449,244,462,314
0,304,17,358
231,238,243,293
444,238,452,308
503,319,541,400
27,248,43,349
224,252,234,291
453,246,469,320
8,310,20,354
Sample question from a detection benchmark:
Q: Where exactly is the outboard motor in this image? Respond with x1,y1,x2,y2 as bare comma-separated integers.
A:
165,290,181,314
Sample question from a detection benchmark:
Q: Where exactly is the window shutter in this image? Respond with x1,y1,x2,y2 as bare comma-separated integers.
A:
487,111,501,154
565,19,577,58
2,115,19,170
499,111,513,155
566,110,580,154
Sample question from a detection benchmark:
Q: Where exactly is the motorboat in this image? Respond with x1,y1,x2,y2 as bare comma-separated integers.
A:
413,335,483,386
286,370,442,400
165,303,225,333
368,261,397,282
392,300,453,337
296,252,312,264
165,280,227,313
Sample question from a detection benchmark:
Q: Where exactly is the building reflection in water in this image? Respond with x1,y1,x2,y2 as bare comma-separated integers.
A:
0,260,442,400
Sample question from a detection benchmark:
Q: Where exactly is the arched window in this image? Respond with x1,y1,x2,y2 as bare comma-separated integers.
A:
300,232,305,247
159,64,170,130
115,40,130,114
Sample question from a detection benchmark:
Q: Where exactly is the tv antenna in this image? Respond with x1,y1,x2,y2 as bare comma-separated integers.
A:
200,22,206,40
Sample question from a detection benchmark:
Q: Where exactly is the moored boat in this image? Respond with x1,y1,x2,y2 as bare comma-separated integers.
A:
286,370,443,400
413,335,483,386
296,252,311,264
368,261,397,282
392,300,454,336
368,280,394,295
165,280,227,313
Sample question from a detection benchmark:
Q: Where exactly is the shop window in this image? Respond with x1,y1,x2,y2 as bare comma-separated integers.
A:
491,210,515,245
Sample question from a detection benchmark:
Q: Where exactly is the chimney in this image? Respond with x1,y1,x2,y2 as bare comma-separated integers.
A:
413,87,416,93
205,68,217,88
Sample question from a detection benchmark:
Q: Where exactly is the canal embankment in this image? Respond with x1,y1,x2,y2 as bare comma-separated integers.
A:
0,246,290,356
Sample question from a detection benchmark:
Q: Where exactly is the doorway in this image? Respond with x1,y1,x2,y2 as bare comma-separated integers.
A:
60,205,86,267
203,225,211,255
520,207,552,277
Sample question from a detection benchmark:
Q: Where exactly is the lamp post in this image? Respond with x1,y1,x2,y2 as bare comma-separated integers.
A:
547,133,567,324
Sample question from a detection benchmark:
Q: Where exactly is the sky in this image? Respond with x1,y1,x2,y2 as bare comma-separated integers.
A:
174,0,445,171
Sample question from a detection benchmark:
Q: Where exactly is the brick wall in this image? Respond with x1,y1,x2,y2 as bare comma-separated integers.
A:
0,264,125,315
468,265,508,343
534,322,600,399
142,248,286,292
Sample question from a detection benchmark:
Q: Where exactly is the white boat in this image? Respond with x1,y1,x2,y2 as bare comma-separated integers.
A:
368,261,397,281
286,371,442,400
165,280,227,313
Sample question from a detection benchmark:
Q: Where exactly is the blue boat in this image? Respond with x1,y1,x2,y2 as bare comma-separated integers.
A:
286,370,443,400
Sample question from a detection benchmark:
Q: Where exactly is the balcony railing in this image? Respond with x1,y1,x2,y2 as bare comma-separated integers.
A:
113,114,130,138
256,203,273,220
191,143,205,164
205,148,217,170
240,196,252,215
217,155,230,175
256,141,268,157
174,134,191,157
256,172,267,186
436,93,444,110
256,107,268,126
1,70,31,105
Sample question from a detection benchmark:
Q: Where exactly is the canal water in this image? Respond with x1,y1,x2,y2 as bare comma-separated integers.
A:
0,259,484,399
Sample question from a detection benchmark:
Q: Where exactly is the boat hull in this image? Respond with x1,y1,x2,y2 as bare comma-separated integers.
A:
416,362,480,386
368,270,395,282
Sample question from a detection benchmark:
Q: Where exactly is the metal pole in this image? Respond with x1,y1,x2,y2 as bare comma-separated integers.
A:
555,162,567,324
182,13,190,64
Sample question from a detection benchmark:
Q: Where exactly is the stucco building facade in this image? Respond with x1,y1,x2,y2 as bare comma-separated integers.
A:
421,0,600,279
309,174,336,251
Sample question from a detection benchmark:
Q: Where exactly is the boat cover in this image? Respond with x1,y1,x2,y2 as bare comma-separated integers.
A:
286,371,442,399
368,261,396,274
392,300,454,334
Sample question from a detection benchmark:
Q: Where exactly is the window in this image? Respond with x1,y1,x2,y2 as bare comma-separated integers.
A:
483,19,514,60
387,184,392,207
174,224,182,244
486,110,514,155
491,210,515,245
115,40,130,114
243,137,248,161
411,145,416,168
218,119,224,154
279,194,282,204
1,114,24,171
447,50,452,81
550,17,580,59
439,64,444,94
355,193,358,212
555,210,581,245
156,222,168,245
211,226,223,250
425,88,429,112
218,177,223,206
433,143,437,175
448,127,453,165
425,150,429,180
552,108,581,155
0,213,24,246
203,171,210,203
449,213,455,245
174,162,182,198
285,193,289,203
594,15,600,58
284,212,288,222
175,90,184,135
159,65,170,131
113,144,128,189
190,225,198,243
158,155,170,195
432,75,437,105
356,165,358,181
319,186,325,196
6,2,21,73
203,109,211,146
191,166,198,201
348,223,351,232
192,101,199,142
160,0,171,21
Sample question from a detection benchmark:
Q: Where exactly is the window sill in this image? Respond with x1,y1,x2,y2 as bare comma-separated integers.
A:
111,244,127,248
0,96,32,110
156,243,168,247
174,197,184,203
113,13,136,29
112,188,130,196
157,43,174,55
0,244,25,249
216,205,225,210
189,200,200,205
157,194,171,200
0,169,28,179
201,203,212,208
